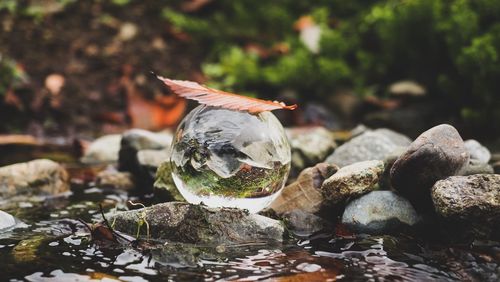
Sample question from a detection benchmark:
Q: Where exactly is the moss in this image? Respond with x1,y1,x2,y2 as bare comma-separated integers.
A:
172,161,290,198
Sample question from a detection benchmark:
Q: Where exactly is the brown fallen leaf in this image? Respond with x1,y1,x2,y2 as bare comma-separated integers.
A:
157,76,297,114
0,134,39,146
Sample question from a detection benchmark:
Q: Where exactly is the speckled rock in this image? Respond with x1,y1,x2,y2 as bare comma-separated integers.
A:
390,124,469,211
0,159,69,198
325,129,411,167
286,127,337,177
342,191,420,234
268,163,338,214
464,139,491,164
432,174,500,222
0,210,16,230
81,134,122,164
110,202,284,244
321,160,384,205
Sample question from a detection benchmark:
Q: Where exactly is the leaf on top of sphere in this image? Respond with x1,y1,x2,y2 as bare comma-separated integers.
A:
156,75,297,114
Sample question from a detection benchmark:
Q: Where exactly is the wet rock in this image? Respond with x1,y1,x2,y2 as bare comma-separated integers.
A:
325,129,411,167
0,159,69,198
110,202,284,244
464,139,491,164
321,160,384,205
118,129,172,192
459,159,494,176
268,163,338,214
342,191,420,234
96,168,135,190
390,124,469,211
286,127,337,177
80,134,122,164
154,161,185,202
432,175,500,223
282,210,328,236
432,174,500,240
0,210,16,230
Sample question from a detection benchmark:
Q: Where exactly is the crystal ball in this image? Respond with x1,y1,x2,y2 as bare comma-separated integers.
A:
170,105,291,213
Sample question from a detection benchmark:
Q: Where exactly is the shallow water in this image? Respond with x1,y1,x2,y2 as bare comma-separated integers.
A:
0,167,499,281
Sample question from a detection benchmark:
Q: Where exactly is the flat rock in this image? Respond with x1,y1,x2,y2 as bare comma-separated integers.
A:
321,160,384,205
0,210,16,230
342,191,420,234
110,202,284,244
432,174,500,239
80,134,122,164
464,139,491,164
0,159,69,198
390,124,469,211
286,127,337,176
326,129,411,167
268,163,338,214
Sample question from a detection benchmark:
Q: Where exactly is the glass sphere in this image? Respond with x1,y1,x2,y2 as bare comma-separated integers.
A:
170,105,291,213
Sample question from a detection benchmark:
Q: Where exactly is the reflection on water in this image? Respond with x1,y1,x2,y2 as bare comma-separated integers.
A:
0,176,499,281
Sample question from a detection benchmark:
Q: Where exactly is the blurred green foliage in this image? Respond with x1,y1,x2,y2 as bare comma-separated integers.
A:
163,0,500,123
0,55,27,98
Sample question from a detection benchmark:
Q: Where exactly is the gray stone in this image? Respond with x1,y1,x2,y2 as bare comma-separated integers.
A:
432,174,500,223
390,124,469,210
326,129,410,167
96,168,135,190
286,127,337,176
342,191,420,233
321,160,384,205
137,149,170,169
110,202,284,244
118,129,172,192
80,134,122,164
0,210,16,230
459,159,494,176
121,129,172,152
0,159,69,198
464,139,491,164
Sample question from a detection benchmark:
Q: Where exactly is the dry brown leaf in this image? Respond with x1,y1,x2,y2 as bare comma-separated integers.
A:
157,76,297,114
0,135,39,146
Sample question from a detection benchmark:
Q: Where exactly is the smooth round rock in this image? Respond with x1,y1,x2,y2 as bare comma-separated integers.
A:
464,139,491,164
326,129,410,167
0,159,69,199
459,159,494,176
342,191,420,234
81,134,122,164
321,160,384,205
0,210,16,230
390,124,469,211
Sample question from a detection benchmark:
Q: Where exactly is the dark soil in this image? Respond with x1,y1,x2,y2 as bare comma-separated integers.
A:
0,1,202,136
